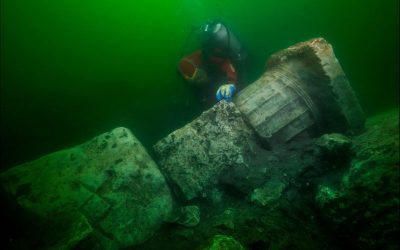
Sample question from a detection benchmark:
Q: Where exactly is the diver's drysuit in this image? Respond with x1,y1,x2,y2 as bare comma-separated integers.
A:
178,20,247,105
201,20,247,83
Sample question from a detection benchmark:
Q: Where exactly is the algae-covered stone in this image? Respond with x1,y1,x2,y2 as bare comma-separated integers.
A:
315,133,354,165
153,101,257,200
315,133,352,154
212,208,235,230
315,185,340,206
315,109,399,250
176,205,201,227
250,180,287,207
0,127,173,249
202,235,246,250
47,211,93,250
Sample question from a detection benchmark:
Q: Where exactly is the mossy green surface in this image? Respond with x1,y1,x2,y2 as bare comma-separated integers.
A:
0,127,173,250
202,235,246,250
316,109,399,250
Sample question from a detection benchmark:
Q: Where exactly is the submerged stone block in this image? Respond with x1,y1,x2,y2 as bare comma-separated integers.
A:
234,37,365,146
0,127,173,249
153,101,257,200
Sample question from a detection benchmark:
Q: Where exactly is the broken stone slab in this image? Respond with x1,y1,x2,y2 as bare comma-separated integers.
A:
153,101,258,201
0,127,173,250
234,37,365,146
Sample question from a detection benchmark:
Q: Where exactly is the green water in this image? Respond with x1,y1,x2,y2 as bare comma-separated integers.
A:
1,0,398,168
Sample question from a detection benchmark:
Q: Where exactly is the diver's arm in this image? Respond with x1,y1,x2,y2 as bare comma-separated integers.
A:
220,59,237,86
216,59,237,102
178,50,207,83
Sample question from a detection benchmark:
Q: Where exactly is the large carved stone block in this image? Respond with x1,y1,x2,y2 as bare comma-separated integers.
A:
0,127,173,249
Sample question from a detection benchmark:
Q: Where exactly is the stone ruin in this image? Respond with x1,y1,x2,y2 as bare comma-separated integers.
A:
234,37,365,145
1,38,398,250
153,37,365,202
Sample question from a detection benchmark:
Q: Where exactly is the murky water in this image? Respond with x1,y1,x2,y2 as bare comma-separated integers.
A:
1,0,398,169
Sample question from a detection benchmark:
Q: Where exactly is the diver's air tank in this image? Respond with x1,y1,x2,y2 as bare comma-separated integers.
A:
202,21,244,62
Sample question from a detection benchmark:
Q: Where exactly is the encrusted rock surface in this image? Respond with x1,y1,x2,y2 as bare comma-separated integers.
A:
0,127,173,250
315,133,354,165
176,205,201,227
316,109,399,250
137,109,398,250
250,179,287,207
201,235,246,250
153,101,258,200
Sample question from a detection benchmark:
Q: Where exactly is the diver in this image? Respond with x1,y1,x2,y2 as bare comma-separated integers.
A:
178,20,248,107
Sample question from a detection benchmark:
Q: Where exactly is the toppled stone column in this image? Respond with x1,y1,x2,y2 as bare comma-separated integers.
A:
153,38,365,201
0,127,173,250
234,37,365,146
